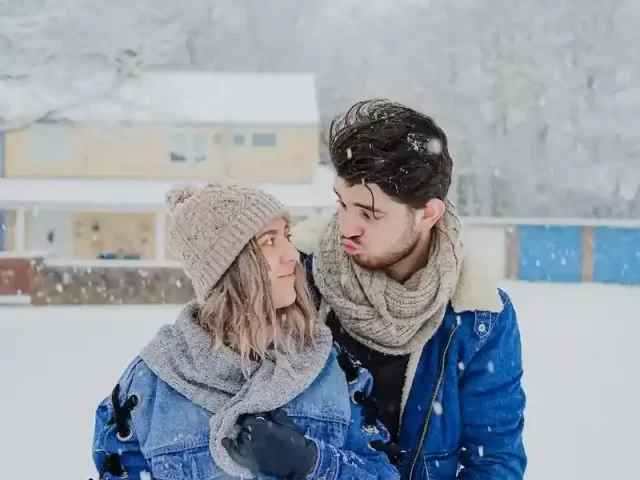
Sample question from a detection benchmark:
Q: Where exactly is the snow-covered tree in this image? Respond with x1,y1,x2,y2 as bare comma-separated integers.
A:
0,0,209,130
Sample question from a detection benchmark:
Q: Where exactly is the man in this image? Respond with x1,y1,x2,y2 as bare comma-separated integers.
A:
291,100,526,479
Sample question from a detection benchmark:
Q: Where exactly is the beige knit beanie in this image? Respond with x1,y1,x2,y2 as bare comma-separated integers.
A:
166,183,288,304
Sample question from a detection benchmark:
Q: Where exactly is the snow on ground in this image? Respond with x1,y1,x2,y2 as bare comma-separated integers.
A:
0,281,638,480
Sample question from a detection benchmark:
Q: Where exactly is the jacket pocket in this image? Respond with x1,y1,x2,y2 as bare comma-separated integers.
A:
285,409,349,448
150,447,234,480
422,449,461,480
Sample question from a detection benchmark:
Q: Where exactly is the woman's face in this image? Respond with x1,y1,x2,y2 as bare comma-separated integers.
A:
255,217,299,309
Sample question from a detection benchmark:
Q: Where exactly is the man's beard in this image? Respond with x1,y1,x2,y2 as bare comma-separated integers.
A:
351,222,422,270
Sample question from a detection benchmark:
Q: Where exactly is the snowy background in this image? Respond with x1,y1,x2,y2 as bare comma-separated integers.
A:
1,1,640,479
2,281,638,480
2,0,640,217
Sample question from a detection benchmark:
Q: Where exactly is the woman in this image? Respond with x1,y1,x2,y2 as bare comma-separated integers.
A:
91,183,400,480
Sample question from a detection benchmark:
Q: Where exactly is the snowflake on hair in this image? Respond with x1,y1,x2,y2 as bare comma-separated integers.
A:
427,138,443,155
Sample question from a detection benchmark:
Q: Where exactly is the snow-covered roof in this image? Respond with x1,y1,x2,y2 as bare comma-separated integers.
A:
0,165,337,214
2,71,320,126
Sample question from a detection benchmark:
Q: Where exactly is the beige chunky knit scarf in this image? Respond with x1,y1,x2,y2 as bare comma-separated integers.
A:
313,201,464,355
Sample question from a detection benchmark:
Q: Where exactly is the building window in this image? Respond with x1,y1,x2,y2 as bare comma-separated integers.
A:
170,133,188,162
233,134,246,146
170,132,208,162
252,133,276,147
456,173,478,216
192,133,207,162
28,123,70,163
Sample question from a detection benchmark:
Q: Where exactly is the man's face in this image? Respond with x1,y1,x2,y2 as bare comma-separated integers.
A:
333,177,424,269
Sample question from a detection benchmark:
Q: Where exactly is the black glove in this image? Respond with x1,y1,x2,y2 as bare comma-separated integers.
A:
222,409,318,480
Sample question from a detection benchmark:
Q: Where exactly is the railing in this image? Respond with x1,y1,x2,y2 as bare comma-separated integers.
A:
1,217,638,305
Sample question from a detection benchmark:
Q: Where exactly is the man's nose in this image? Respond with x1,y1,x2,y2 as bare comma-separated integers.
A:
339,212,364,239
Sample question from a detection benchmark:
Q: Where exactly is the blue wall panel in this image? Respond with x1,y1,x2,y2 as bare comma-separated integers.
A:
592,227,640,285
519,225,583,282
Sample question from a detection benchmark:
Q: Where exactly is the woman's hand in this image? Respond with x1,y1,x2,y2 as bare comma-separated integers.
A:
222,409,318,479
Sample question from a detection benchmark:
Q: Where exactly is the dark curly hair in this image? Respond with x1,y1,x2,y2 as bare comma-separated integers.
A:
328,99,453,209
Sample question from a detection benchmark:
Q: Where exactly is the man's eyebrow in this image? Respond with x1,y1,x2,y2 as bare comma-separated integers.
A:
333,188,386,214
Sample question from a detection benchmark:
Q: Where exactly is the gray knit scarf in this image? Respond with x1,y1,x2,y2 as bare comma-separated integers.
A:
140,302,333,478
313,201,463,355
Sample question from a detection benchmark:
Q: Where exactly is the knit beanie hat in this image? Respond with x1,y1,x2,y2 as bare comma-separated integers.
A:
166,183,288,304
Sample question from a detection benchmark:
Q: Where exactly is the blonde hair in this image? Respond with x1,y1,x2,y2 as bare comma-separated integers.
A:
197,239,316,362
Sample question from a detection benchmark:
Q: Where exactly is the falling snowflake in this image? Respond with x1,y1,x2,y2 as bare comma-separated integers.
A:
478,445,485,457
433,401,443,415
426,138,443,155
487,361,495,373
140,471,152,480
456,315,462,326
346,148,353,159
55,283,64,293
458,362,465,371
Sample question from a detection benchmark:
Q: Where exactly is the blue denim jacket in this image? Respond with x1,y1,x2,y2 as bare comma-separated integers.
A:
398,290,526,480
92,346,400,480
301,253,527,480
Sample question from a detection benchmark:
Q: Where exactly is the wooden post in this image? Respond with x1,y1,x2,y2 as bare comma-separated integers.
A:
15,207,26,252
505,225,520,280
155,211,166,261
582,226,594,282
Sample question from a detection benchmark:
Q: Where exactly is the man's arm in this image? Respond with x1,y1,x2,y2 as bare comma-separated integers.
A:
457,290,527,479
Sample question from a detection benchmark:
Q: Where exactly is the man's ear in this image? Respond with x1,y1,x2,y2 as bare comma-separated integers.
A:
420,198,446,228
